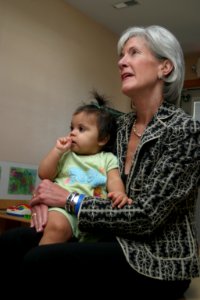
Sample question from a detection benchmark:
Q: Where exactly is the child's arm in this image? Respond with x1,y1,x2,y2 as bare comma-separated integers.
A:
107,168,133,208
38,136,72,180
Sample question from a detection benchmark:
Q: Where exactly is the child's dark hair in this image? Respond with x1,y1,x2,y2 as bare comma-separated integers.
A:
73,90,117,152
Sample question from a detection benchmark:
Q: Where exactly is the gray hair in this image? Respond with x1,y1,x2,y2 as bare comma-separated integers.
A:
117,25,185,106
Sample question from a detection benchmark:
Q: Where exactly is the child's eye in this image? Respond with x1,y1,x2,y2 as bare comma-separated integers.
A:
79,126,85,132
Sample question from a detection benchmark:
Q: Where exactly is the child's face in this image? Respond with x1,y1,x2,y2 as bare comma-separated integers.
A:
69,112,106,155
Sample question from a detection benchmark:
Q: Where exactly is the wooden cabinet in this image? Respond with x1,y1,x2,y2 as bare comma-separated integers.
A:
184,79,200,89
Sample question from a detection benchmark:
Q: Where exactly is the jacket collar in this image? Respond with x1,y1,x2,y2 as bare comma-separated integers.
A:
118,100,178,132
154,100,178,120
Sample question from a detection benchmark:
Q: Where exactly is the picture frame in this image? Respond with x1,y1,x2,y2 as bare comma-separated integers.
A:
0,161,40,200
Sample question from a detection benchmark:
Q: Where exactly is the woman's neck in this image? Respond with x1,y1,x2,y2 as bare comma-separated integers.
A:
132,97,163,125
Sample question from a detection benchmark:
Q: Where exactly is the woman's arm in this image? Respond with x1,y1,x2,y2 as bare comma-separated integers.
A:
77,122,200,237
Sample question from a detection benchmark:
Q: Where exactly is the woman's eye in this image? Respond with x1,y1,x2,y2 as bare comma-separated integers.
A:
130,48,137,55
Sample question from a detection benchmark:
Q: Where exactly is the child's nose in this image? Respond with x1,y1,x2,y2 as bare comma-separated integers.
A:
70,130,76,136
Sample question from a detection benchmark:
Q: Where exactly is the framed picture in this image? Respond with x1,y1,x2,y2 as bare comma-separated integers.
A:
0,161,40,200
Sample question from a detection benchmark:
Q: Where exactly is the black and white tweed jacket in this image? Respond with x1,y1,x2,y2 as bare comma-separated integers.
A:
78,101,200,281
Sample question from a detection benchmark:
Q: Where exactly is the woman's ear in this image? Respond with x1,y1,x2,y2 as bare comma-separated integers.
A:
160,59,174,77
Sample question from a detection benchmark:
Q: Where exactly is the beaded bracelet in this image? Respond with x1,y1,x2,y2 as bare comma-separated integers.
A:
65,192,85,216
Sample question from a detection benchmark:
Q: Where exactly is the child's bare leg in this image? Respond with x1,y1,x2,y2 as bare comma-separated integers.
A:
39,210,73,245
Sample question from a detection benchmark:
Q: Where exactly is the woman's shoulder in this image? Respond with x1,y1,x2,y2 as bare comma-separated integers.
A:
159,101,200,130
172,106,200,130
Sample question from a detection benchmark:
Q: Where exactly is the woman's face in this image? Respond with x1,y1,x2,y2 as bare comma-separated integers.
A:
118,36,163,97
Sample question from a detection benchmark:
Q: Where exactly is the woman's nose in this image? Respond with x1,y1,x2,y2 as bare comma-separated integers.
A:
118,56,127,69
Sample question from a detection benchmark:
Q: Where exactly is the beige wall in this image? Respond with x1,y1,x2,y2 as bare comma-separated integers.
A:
0,0,199,167
0,0,129,165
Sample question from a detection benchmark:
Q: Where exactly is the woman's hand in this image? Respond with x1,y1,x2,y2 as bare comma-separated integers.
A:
30,179,69,231
30,203,48,232
30,179,69,207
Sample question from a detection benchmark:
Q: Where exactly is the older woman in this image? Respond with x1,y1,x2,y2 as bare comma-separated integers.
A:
1,25,200,299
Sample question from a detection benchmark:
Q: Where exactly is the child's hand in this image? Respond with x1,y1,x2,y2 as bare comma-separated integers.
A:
55,135,72,153
108,191,133,208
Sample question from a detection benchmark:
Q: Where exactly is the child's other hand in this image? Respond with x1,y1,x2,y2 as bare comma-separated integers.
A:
108,191,133,208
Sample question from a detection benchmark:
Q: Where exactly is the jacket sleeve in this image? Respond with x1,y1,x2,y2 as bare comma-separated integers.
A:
78,118,200,237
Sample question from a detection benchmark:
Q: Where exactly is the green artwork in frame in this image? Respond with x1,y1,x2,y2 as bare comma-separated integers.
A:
8,167,37,195
0,161,40,200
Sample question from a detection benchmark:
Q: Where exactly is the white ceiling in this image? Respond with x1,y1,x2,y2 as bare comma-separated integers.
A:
64,0,200,54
